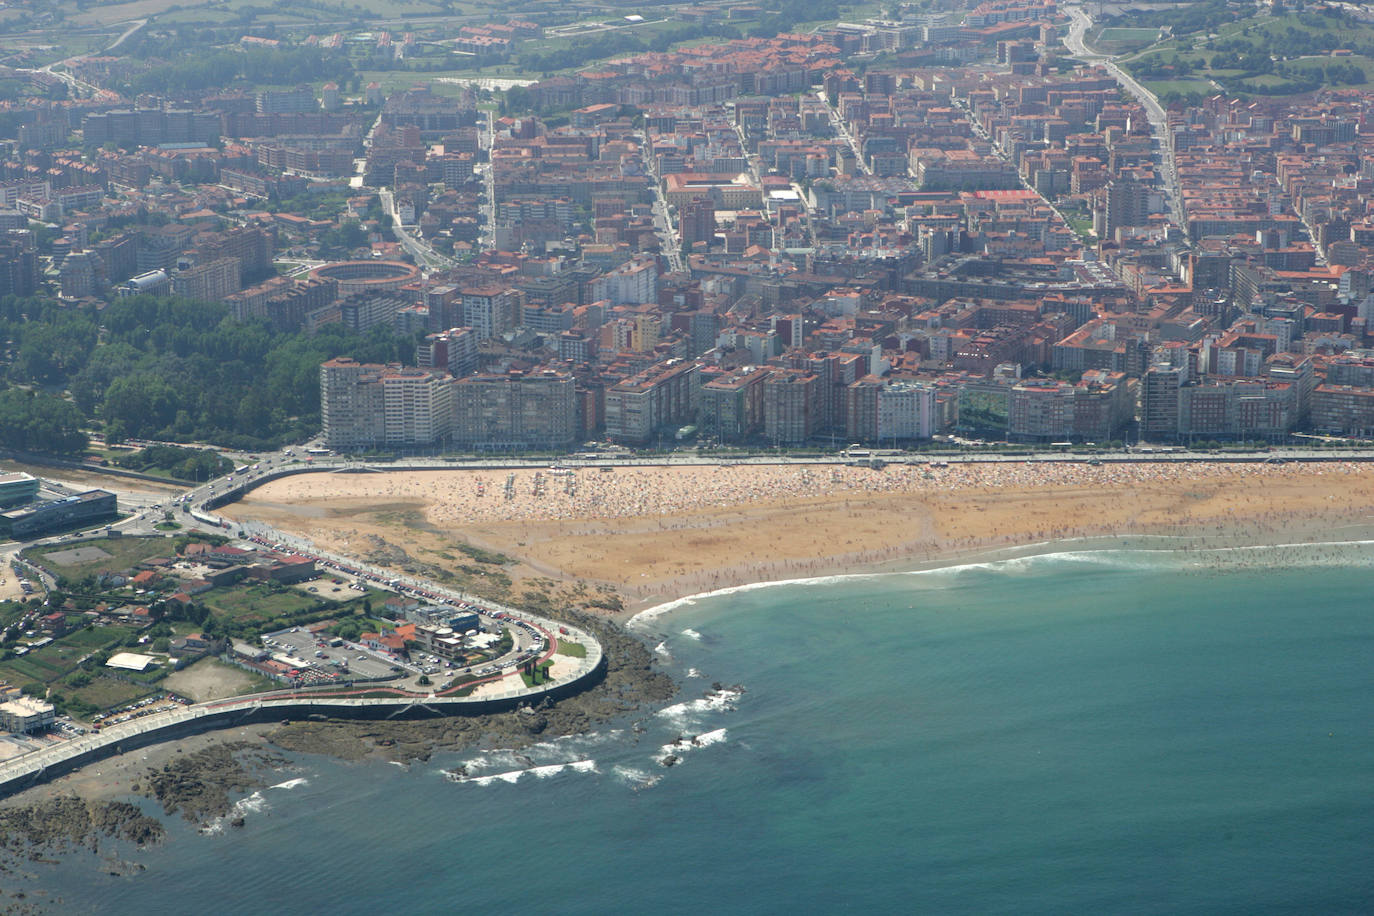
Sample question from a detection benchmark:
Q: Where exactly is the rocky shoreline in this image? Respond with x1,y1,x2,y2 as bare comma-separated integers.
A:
266,607,676,764
0,608,676,906
134,742,288,824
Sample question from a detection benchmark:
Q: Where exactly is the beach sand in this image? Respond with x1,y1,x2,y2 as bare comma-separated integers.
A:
222,461,1374,618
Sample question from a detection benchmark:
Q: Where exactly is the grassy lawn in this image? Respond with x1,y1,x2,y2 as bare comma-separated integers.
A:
519,660,553,687
1121,9,1374,95
61,625,135,649
1099,27,1162,42
203,583,323,623
67,676,156,713
0,655,63,686
1141,78,1216,97
23,535,177,583
555,640,586,658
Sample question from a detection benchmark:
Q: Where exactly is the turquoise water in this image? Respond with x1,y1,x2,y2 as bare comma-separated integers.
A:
41,550,1374,914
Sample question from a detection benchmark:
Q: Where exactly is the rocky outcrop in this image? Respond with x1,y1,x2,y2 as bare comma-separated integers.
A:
0,795,165,860
138,743,284,823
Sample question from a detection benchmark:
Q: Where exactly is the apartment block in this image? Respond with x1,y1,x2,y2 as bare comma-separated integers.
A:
452,371,577,449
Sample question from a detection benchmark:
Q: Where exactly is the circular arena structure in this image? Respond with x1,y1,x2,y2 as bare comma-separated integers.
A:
309,260,421,297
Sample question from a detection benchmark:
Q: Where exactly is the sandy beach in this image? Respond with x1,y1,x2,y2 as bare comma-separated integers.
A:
222,460,1374,617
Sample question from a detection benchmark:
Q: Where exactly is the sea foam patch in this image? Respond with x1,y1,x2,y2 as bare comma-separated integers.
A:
655,684,743,728
447,759,598,787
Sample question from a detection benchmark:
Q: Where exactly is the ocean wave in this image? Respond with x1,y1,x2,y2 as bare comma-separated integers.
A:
657,728,728,765
680,628,702,640
653,640,672,659
270,777,309,791
448,759,597,786
686,667,703,678
518,730,623,762
200,791,269,835
611,764,662,790
629,539,1374,627
655,685,743,728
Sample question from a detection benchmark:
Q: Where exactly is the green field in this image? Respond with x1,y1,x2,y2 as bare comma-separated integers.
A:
61,625,136,649
23,536,178,584
203,583,322,623
1100,28,1161,40
1121,8,1374,97
63,0,488,29
67,675,157,712
1141,78,1217,98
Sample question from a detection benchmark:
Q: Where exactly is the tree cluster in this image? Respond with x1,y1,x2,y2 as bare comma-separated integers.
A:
113,445,234,481
0,389,88,456
0,293,417,451
124,46,353,96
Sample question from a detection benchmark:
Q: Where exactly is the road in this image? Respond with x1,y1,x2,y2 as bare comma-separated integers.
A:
20,17,146,98
950,96,1086,251
815,89,872,176
1062,5,1186,232
480,108,497,254
379,188,456,270
641,130,685,273
105,18,146,52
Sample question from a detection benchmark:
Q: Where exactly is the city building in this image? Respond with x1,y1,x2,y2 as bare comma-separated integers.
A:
604,360,699,444
0,490,117,539
0,696,55,734
320,358,453,450
0,472,39,508
452,371,577,449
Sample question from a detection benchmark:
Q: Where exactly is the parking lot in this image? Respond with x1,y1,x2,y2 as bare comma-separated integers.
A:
291,577,370,602
263,627,403,684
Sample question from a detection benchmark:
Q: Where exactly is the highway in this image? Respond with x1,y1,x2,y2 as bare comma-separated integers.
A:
1062,4,1187,232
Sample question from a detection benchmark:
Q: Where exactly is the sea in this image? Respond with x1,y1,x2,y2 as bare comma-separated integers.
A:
30,545,1374,914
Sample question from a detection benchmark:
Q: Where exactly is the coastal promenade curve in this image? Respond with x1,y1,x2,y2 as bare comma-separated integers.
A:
1,466,608,799
0,616,604,799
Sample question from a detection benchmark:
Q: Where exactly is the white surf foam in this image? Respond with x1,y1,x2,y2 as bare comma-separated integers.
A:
612,764,662,790
199,791,270,835
693,727,727,747
270,777,309,791
455,759,598,786
629,539,1374,627
655,686,742,728
680,628,702,640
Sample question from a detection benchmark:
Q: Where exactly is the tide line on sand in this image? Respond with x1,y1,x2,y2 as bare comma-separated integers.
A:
627,536,1374,629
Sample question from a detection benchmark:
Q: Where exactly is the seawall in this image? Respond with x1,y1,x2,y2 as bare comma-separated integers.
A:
0,645,605,798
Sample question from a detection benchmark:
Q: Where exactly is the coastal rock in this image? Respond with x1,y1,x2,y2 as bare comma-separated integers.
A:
138,743,285,823
660,755,680,768
0,796,166,861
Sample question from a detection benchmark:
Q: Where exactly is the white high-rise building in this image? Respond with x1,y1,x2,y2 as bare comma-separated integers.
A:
320,358,453,450
876,381,936,441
